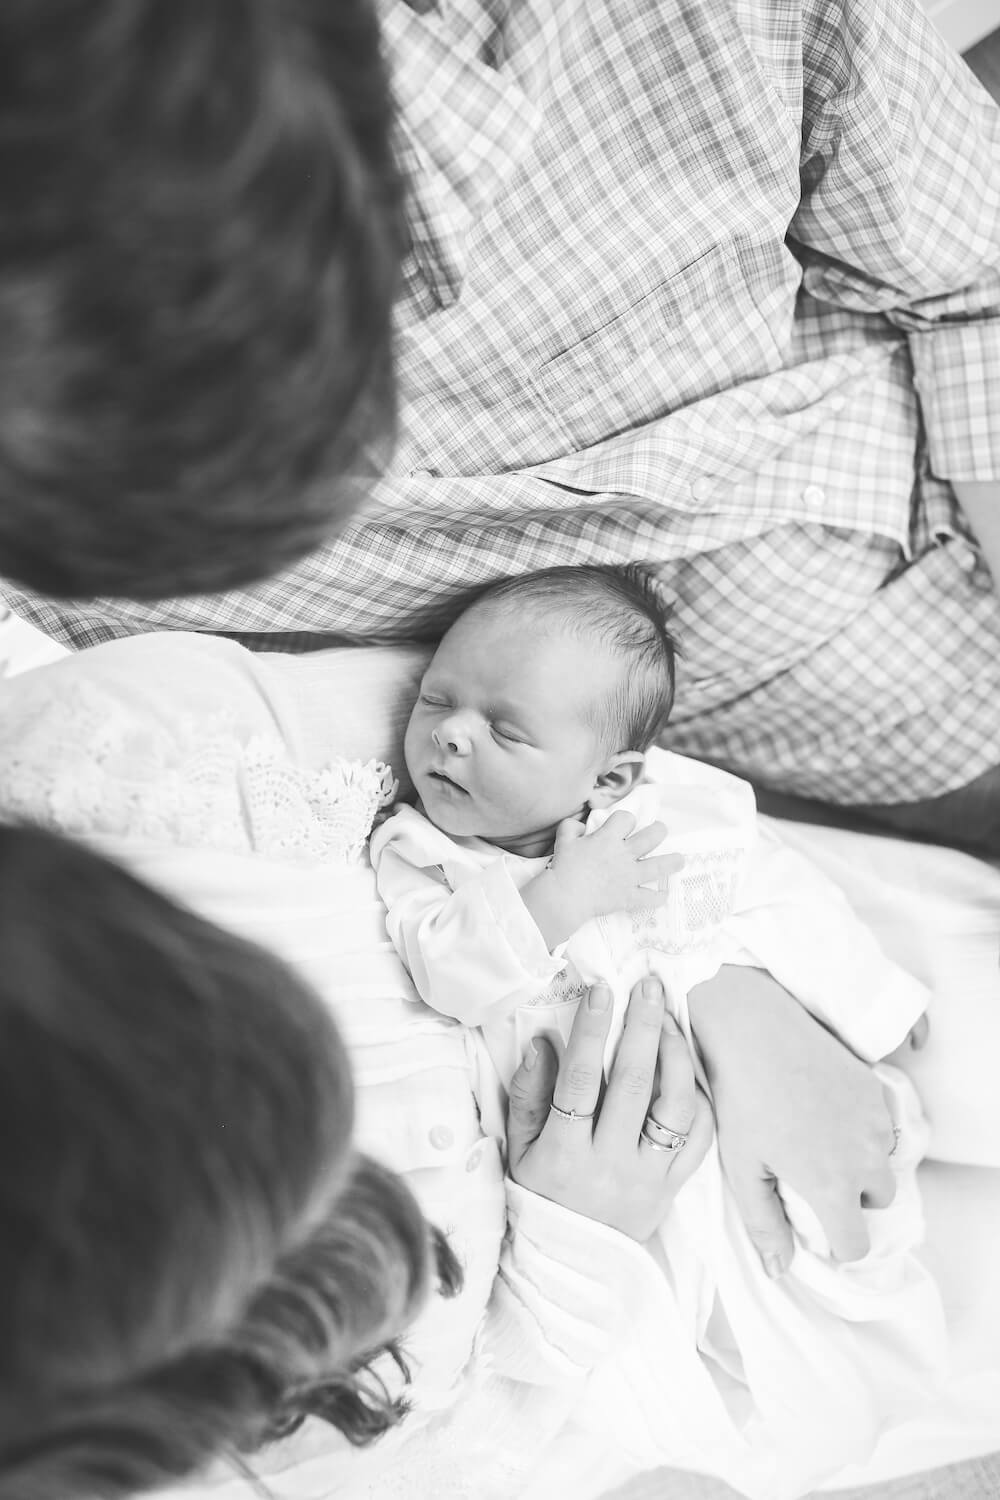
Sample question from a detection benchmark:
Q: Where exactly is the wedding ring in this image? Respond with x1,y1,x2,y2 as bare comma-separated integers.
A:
888,1125,902,1158
639,1115,688,1153
549,1103,595,1122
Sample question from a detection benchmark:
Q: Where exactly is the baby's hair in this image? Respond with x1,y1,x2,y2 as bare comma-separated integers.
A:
0,0,402,599
466,565,678,752
0,823,460,1500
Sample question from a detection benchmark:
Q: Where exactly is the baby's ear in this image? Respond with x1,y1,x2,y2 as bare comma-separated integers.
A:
589,751,645,808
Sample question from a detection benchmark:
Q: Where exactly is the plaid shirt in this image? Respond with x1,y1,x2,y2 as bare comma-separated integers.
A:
9,0,1000,802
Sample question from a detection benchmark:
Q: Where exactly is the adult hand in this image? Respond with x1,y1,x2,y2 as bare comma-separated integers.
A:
507,975,713,1241
688,965,899,1275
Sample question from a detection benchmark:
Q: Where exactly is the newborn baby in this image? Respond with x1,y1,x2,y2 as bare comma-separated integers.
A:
371,564,946,1499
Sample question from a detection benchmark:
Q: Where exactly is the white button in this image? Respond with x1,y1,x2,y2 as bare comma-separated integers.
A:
429,1125,454,1151
829,395,847,414
691,477,714,502
802,484,825,509
465,1148,483,1172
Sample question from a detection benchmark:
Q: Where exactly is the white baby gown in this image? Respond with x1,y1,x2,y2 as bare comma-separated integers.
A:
371,749,949,1499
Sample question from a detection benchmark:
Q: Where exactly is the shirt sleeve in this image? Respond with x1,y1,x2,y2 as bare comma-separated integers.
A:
717,820,931,1061
371,832,564,1025
793,0,1000,482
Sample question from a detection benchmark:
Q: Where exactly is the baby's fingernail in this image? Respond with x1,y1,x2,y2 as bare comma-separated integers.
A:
523,1039,539,1070
764,1253,788,1280
588,984,612,1013
641,977,662,1002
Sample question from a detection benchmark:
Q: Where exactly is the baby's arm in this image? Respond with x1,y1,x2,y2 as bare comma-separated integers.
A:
718,820,931,1062
372,810,681,1024
372,835,566,1024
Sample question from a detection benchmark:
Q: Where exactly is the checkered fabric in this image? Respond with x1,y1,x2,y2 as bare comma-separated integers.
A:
9,0,1000,804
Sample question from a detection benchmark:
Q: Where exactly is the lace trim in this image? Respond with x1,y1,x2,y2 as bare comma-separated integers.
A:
0,680,397,864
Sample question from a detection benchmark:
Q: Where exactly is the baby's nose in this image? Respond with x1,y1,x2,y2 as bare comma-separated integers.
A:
432,722,472,755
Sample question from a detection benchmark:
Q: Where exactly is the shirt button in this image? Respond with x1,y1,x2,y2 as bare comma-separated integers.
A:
428,1125,454,1151
691,477,714,502
465,1148,483,1172
802,483,825,510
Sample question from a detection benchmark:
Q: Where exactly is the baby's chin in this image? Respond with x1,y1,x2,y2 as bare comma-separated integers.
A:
415,775,482,835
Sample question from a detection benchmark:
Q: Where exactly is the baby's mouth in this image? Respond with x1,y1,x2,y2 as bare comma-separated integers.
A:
428,768,468,794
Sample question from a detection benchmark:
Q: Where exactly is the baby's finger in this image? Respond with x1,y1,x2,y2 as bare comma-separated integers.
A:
623,821,668,857
554,816,587,852
637,853,684,889
598,808,637,840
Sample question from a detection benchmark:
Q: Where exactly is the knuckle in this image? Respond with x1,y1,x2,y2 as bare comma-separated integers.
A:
658,1098,696,1135
562,1061,601,1097
510,1094,546,1129
617,1062,655,1097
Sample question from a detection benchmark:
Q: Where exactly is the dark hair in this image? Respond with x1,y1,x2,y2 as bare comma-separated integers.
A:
467,565,678,751
0,823,460,1499
0,0,404,600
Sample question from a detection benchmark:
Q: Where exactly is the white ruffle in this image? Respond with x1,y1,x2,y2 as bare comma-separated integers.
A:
0,680,396,864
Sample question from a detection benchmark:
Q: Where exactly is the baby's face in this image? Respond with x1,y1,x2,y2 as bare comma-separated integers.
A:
404,606,620,855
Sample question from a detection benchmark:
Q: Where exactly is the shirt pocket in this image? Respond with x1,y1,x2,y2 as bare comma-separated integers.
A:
530,236,788,452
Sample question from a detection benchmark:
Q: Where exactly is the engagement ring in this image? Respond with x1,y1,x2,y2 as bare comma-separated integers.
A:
639,1115,689,1153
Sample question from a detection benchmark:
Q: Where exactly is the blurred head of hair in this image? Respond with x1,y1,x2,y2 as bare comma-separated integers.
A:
0,0,404,598
0,822,460,1499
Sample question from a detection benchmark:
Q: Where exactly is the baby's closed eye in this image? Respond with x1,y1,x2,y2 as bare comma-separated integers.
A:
491,723,525,744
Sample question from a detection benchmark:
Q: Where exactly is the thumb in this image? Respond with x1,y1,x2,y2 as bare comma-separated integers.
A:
728,1161,794,1278
553,816,587,853
506,1037,559,1171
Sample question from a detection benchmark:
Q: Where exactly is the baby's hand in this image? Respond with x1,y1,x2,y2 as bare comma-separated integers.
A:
552,813,681,920
522,812,683,948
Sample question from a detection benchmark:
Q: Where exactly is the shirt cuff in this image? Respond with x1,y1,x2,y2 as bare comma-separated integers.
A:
834,965,932,1065
491,1180,668,1381
477,858,565,981
910,322,1000,482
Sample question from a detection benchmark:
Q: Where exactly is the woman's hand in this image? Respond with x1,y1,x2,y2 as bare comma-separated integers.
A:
688,965,900,1275
506,975,713,1241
